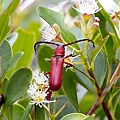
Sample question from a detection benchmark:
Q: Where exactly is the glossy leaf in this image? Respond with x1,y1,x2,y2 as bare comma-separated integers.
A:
36,6,79,49
1,114,8,120
0,78,8,95
75,63,95,93
91,35,109,62
0,40,24,79
4,68,32,107
1,0,13,14
60,113,95,120
35,106,45,120
37,45,54,72
93,52,106,87
79,92,94,114
0,40,12,80
6,52,24,72
105,35,114,67
115,47,120,61
0,0,20,43
7,32,18,46
50,96,76,120
21,104,33,120
108,86,120,111
12,27,35,69
27,22,42,42
62,69,79,112
12,104,31,120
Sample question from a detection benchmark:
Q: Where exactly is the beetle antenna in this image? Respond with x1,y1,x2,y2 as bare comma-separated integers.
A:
34,41,60,52
64,39,95,47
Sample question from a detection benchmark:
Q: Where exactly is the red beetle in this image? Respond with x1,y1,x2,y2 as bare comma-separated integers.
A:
34,39,94,91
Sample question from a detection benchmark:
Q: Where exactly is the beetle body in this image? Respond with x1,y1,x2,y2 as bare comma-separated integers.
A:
49,46,65,91
34,39,94,91
50,56,64,91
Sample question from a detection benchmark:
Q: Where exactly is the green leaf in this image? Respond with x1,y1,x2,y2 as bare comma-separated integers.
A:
1,114,8,120
75,63,95,93
4,68,32,107
35,106,45,120
12,27,35,69
37,45,54,72
0,77,8,95
62,69,79,112
1,0,13,14
12,104,31,120
50,96,76,120
0,40,24,79
83,115,95,120
97,1,120,44
105,35,114,66
108,86,120,113
91,35,109,62
93,52,106,87
27,22,42,42
79,92,94,114
7,32,18,46
36,6,79,49
60,113,95,120
7,52,24,72
20,104,33,120
0,0,20,43
0,40,12,80
115,47,120,61
111,90,120,116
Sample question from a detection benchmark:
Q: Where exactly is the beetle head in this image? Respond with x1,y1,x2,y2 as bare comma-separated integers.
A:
54,46,65,57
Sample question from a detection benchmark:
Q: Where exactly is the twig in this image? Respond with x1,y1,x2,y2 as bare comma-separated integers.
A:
87,70,112,120
87,62,120,119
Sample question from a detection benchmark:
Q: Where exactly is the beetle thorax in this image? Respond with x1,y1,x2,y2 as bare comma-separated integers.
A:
54,46,65,57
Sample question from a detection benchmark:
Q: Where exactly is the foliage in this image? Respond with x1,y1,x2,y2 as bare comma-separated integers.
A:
0,0,120,120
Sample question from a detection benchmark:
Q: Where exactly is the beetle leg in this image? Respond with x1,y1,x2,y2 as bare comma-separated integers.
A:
45,58,51,62
64,61,73,68
45,72,50,78
64,54,72,59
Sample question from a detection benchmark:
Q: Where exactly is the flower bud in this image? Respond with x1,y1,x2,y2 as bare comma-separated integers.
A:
91,22,99,34
52,23,60,34
52,23,63,43
74,20,81,29
115,11,120,20
93,17,100,23
113,17,119,28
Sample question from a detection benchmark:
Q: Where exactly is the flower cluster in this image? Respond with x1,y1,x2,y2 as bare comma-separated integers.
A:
64,47,79,67
27,71,55,111
42,26,58,42
73,0,101,15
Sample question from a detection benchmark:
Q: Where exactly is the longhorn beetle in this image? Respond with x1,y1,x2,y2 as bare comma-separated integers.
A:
34,39,94,91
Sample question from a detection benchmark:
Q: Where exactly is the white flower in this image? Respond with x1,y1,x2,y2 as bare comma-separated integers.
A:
28,89,55,111
27,71,55,110
73,0,101,15
64,47,80,66
98,0,117,14
33,71,49,87
42,26,58,42
27,82,38,97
